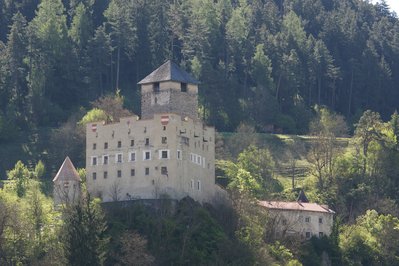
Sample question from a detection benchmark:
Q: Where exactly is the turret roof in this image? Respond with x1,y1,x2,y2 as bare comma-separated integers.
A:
297,189,309,203
52,157,81,182
138,60,199,85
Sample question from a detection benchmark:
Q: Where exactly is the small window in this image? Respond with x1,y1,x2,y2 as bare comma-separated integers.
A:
104,142,108,149
305,217,310,223
177,150,182,160
191,179,194,189
145,138,150,146
319,232,324,237
202,158,206,168
130,152,136,162
92,172,97,180
93,143,96,150
153,82,160,92
319,218,323,224
162,137,167,144
104,171,108,179
92,157,97,166
144,151,151,160
163,126,166,131
131,169,135,177
306,232,311,239
181,82,187,92
161,166,168,175
117,170,122,178
145,167,150,175
197,155,201,165
117,141,122,148
103,155,109,165
116,153,123,163
130,139,134,146
282,219,287,225
160,150,169,159
197,180,201,191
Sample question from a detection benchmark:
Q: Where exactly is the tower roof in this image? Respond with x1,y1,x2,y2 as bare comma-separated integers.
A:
138,60,199,85
297,189,309,203
53,157,81,182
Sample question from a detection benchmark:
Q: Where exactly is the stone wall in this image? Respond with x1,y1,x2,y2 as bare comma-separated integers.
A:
141,89,198,121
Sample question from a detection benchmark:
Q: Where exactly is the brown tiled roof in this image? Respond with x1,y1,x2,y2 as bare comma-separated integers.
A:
138,60,199,85
52,157,81,182
258,201,335,214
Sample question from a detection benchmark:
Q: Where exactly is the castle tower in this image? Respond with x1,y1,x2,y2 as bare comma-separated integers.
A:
53,157,81,205
138,60,199,121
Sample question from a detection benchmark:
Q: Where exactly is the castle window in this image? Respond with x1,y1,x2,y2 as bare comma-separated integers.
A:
145,138,150,146
103,171,108,179
181,83,187,92
92,172,97,180
191,179,194,189
282,219,287,225
153,82,160,93
91,157,97,166
104,142,108,149
319,218,323,224
319,232,324,237
129,152,136,162
161,167,168,175
306,232,311,239
162,137,167,144
117,141,122,148
197,180,201,191
143,151,151,160
103,155,109,165
131,139,134,146
145,167,150,175
131,169,135,176
197,155,201,165
160,150,169,159
163,126,166,131
177,150,182,160
93,143,96,150
305,217,310,223
116,153,123,163
117,170,122,178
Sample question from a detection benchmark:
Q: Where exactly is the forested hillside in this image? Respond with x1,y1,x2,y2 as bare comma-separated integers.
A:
1,0,399,138
2,1,399,265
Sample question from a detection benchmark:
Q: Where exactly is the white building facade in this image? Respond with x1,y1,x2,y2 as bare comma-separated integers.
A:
85,61,226,204
259,201,335,239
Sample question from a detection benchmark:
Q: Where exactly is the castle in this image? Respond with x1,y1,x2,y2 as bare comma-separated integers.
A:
83,61,226,204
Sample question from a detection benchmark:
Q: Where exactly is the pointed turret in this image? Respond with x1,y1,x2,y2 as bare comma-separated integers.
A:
53,156,81,182
53,157,81,205
297,189,309,203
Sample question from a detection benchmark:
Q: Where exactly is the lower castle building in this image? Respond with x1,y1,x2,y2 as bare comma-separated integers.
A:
85,61,226,204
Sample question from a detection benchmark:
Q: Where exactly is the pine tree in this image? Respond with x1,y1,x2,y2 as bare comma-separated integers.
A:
62,196,109,265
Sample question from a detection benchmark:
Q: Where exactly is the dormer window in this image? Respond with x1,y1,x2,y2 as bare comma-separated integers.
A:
153,82,160,93
181,83,187,92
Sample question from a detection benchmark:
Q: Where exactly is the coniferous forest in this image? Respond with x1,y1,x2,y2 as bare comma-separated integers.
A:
2,0,399,265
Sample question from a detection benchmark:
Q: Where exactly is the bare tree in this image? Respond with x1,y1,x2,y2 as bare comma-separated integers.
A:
109,180,122,202
115,231,155,266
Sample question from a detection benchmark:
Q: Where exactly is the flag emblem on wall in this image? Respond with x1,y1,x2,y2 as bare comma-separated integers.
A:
161,115,169,125
91,124,97,132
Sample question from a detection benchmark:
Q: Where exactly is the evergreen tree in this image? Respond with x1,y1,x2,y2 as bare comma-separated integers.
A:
62,196,109,265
